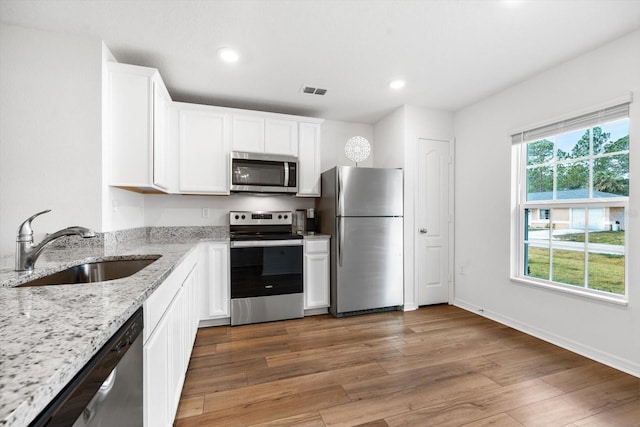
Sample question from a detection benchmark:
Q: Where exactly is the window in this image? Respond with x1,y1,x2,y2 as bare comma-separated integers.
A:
513,102,630,301
539,208,550,220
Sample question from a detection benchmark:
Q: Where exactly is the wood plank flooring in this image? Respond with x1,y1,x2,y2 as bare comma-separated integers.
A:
174,305,639,427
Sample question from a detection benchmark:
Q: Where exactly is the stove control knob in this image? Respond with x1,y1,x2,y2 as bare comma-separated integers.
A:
278,214,282,219
241,215,246,219
284,214,288,219
234,215,240,220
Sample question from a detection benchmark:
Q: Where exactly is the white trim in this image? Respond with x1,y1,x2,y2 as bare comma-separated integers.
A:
414,138,455,307
508,92,633,136
511,276,628,305
198,317,230,327
449,139,456,304
402,303,419,312
453,298,639,378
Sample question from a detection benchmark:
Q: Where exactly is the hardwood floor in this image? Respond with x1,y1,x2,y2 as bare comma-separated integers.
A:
174,305,639,427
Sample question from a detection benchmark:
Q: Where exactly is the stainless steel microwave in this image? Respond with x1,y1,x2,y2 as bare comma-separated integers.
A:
230,151,298,193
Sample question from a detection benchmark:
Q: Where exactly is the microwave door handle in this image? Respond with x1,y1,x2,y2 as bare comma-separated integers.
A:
284,162,289,186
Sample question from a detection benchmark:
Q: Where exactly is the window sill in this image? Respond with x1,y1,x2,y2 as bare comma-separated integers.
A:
511,276,628,306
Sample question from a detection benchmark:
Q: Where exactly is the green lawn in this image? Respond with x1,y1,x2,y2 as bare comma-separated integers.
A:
554,230,625,245
527,247,624,295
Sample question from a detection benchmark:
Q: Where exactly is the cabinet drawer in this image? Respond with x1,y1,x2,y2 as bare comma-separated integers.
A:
305,239,329,254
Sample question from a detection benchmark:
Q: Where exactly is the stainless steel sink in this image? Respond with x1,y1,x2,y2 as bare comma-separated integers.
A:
17,256,161,287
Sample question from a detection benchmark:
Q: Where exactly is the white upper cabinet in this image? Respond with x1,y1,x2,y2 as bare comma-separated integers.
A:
177,103,231,195
107,62,171,192
232,115,264,153
232,115,299,157
153,79,172,191
297,122,322,197
265,119,298,156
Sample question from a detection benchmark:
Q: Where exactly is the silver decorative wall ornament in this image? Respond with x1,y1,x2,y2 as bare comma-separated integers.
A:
345,136,371,166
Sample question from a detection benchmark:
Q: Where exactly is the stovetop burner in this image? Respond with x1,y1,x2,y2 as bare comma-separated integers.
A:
229,210,302,241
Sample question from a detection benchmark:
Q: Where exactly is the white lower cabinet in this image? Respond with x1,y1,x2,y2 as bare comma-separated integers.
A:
304,237,330,310
143,307,170,427
143,251,199,427
199,242,230,322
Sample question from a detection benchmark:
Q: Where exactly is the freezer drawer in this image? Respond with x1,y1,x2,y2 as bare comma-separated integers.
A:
333,216,403,315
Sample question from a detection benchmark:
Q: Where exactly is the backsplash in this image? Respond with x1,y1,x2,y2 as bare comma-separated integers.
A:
49,226,229,249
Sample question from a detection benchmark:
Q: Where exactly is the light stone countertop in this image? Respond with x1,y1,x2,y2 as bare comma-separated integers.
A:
300,232,330,240
0,227,228,427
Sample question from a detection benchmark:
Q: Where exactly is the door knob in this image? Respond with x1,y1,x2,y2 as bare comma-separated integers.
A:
419,228,428,234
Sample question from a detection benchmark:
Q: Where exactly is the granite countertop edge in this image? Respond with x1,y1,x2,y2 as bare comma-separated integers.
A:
0,228,229,427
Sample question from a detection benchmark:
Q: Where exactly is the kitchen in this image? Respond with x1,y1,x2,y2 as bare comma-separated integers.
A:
1,1,640,426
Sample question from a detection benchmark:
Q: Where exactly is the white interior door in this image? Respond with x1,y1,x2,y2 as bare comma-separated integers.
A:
416,139,452,306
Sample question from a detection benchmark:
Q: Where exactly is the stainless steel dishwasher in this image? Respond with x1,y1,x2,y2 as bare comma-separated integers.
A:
30,308,143,427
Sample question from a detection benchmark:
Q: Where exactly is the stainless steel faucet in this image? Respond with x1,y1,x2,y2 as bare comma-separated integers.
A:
15,209,96,271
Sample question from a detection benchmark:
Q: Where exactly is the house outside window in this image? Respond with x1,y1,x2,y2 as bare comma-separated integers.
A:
513,102,630,301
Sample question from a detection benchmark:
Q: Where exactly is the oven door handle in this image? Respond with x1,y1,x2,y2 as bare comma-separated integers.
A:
231,240,303,248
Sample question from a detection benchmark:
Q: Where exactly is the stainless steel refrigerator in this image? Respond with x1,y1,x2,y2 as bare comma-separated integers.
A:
318,166,404,317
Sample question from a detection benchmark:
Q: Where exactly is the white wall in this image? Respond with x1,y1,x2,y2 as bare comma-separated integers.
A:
373,105,454,310
320,119,374,172
454,29,640,376
0,25,103,256
373,107,405,169
144,193,314,226
142,119,370,226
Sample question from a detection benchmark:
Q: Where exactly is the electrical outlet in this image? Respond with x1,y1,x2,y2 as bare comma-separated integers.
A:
202,208,210,218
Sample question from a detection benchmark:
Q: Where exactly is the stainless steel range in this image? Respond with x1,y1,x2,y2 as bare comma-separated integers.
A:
229,211,304,326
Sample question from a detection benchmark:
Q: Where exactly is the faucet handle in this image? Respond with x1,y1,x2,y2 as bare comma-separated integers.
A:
17,209,52,241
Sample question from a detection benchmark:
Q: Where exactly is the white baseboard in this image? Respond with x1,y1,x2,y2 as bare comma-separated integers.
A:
304,307,329,316
402,303,419,312
454,298,640,378
198,317,230,328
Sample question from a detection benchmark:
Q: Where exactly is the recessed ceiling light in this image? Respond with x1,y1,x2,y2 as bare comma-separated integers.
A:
389,79,406,90
218,47,240,63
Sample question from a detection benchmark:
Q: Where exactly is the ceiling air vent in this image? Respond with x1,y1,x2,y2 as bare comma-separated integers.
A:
301,85,327,96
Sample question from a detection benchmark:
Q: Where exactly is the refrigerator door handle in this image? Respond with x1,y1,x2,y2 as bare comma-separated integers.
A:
338,168,344,215
338,217,344,266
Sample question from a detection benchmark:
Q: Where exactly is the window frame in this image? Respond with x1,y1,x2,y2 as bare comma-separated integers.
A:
512,104,630,305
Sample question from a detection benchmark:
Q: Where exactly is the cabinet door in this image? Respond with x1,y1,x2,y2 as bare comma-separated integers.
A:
108,63,154,188
182,265,198,362
304,238,330,310
265,119,298,156
232,115,264,152
152,77,171,191
167,287,184,423
304,252,330,309
144,310,170,427
179,106,230,194
297,122,322,196
201,243,230,320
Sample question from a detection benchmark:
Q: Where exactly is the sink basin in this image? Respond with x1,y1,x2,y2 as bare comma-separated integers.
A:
17,256,161,287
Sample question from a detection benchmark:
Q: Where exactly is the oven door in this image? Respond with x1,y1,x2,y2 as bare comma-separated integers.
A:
230,240,304,325
230,151,298,193
230,240,303,298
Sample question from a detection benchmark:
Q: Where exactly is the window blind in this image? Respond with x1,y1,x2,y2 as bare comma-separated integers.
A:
511,102,630,144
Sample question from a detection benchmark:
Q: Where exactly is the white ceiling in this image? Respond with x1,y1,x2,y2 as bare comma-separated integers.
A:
2,0,640,123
